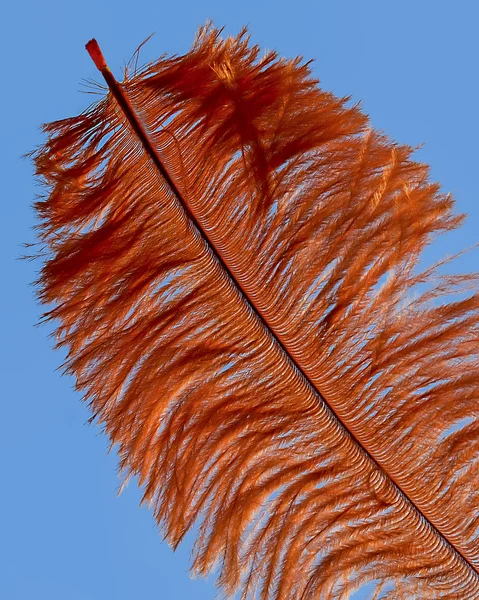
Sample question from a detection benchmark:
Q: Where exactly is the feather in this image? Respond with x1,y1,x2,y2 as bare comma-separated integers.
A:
32,25,479,599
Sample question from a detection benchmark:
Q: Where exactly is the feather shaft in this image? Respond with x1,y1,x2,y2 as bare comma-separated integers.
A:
86,38,479,584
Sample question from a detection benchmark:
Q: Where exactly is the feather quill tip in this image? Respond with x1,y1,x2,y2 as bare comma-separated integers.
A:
85,39,107,71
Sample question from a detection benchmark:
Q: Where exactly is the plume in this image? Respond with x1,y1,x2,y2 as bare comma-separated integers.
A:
32,25,479,599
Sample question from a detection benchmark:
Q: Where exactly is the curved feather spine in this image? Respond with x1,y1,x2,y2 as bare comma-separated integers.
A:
86,36,479,588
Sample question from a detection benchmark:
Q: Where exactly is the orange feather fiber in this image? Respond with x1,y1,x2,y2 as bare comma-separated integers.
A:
33,25,479,599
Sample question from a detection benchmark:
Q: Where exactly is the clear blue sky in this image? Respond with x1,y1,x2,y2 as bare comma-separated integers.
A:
2,1,478,598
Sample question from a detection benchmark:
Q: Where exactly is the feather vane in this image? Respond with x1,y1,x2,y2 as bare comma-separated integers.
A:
33,26,479,599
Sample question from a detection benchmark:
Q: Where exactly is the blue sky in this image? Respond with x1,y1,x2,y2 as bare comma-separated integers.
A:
2,1,478,598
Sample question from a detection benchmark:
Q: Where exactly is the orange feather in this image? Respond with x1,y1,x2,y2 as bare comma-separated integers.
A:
33,25,479,599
